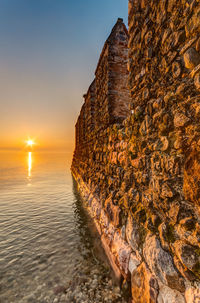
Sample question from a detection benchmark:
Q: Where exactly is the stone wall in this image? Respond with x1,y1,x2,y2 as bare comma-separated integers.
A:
72,4,200,302
94,18,130,130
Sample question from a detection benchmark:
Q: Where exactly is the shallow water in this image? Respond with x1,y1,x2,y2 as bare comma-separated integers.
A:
0,151,126,303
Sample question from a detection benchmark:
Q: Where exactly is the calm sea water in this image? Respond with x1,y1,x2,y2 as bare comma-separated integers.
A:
0,151,117,303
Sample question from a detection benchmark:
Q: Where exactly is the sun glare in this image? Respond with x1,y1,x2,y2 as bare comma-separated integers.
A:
26,139,35,147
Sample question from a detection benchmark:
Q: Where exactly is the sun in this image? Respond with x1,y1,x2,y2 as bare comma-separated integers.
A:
26,139,35,147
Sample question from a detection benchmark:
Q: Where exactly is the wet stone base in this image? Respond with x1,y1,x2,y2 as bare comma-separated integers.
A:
71,168,200,303
52,267,126,303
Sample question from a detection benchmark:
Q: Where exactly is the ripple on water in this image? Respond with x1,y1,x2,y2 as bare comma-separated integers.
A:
0,152,128,303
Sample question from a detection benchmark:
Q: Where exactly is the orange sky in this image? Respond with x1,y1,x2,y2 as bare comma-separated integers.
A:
0,0,127,152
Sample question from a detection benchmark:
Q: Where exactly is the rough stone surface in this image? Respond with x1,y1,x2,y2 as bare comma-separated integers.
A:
131,262,159,303
72,2,200,302
185,282,200,303
143,234,185,292
157,283,185,303
194,72,200,89
184,48,200,69
128,252,141,274
173,240,200,275
174,112,190,128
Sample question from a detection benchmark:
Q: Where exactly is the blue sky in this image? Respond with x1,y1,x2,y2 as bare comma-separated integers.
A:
0,0,128,150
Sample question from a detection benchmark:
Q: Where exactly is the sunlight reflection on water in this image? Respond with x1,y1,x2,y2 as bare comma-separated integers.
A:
0,151,112,303
28,152,32,178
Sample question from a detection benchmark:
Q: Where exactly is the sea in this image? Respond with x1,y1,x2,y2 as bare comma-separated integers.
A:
0,151,126,303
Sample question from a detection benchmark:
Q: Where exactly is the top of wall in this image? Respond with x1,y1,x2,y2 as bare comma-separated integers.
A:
95,18,128,75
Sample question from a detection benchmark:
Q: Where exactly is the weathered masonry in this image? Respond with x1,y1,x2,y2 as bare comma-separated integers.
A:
74,18,130,152
72,2,200,302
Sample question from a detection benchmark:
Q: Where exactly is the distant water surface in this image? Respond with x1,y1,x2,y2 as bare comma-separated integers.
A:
0,151,118,303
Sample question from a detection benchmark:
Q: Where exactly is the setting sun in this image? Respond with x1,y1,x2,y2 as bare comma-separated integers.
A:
26,139,35,147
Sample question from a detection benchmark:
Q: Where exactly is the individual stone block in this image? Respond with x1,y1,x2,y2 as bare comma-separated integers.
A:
111,231,132,277
183,149,200,207
173,240,200,278
172,61,182,78
131,262,159,303
157,283,185,303
185,282,200,303
143,234,185,292
183,48,200,69
174,112,190,128
128,252,141,274
194,72,200,89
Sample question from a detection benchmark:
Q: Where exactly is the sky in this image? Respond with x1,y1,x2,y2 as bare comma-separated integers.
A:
0,0,128,152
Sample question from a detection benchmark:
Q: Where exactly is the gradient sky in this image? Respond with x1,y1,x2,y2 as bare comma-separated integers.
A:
0,0,128,151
